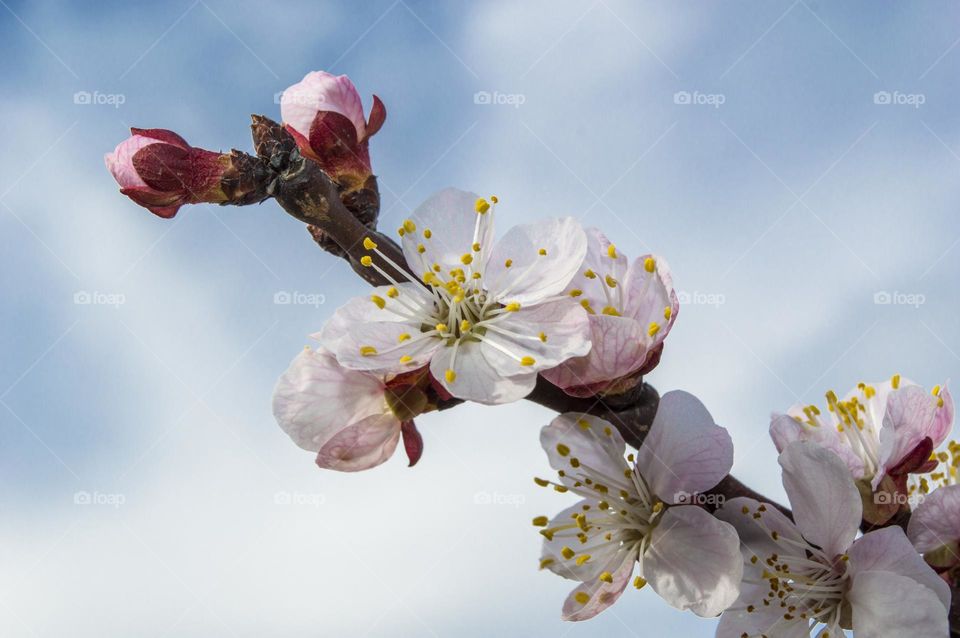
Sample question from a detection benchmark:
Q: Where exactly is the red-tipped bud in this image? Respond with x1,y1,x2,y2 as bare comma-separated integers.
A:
105,128,233,218
279,71,386,192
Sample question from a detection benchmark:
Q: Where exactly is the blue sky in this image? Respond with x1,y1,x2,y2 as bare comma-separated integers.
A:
1,1,959,635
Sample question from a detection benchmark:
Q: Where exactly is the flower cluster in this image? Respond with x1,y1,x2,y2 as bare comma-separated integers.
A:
105,68,960,636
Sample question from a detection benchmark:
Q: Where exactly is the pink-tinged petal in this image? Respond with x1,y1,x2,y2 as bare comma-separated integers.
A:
540,500,618,582
129,127,191,149
281,71,366,141
637,391,733,503
778,441,861,557
848,570,949,638
560,550,634,621
271,348,387,452
478,300,591,376
909,484,960,554
880,384,955,478
769,412,868,479
399,188,491,276
848,525,951,611
429,340,535,405
315,412,401,471
400,420,423,467
622,253,678,350
540,413,627,480
540,314,648,396
715,497,805,565
105,135,160,189
642,506,742,617
485,217,587,306
561,227,629,310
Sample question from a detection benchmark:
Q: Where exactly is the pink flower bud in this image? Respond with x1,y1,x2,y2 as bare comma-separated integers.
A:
104,128,231,218
280,71,386,190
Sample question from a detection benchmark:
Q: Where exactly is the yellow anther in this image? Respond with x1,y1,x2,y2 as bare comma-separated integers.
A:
360,346,378,357
363,237,378,250
539,332,548,343
460,320,472,333
398,333,411,343
569,289,583,297
584,269,597,279
633,576,647,590
599,572,613,583
445,369,457,383
605,275,617,288
664,306,672,320
490,195,499,203
397,227,406,237
472,242,481,252
607,244,617,259
386,287,399,298
577,419,590,430
520,356,536,366
644,257,656,273
472,272,482,279
532,516,549,527
433,264,442,272
534,477,549,487
561,547,575,560
360,256,373,267
581,300,595,314
538,558,554,570
461,254,474,265
475,198,490,214
435,323,449,334
399,355,413,364
933,385,943,396
574,592,590,605
575,554,591,566
556,443,570,457
403,219,416,233
648,322,661,337
423,229,432,239
538,248,547,256
417,244,426,254
575,513,588,531
505,259,513,268
602,306,620,316
505,302,521,312
370,295,386,309
892,374,901,389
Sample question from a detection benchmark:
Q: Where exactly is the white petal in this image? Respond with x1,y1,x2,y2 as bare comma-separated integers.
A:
315,413,401,471
429,340,535,405
642,506,743,617
716,589,810,638
540,413,627,480
541,315,648,395
880,384,954,473
399,188,492,276
637,390,733,503
485,217,587,306
622,253,678,349
848,525,951,610
909,484,960,554
848,570,949,638
778,441,861,557
272,348,387,452
560,549,635,621
478,299,591,375
769,411,867,479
